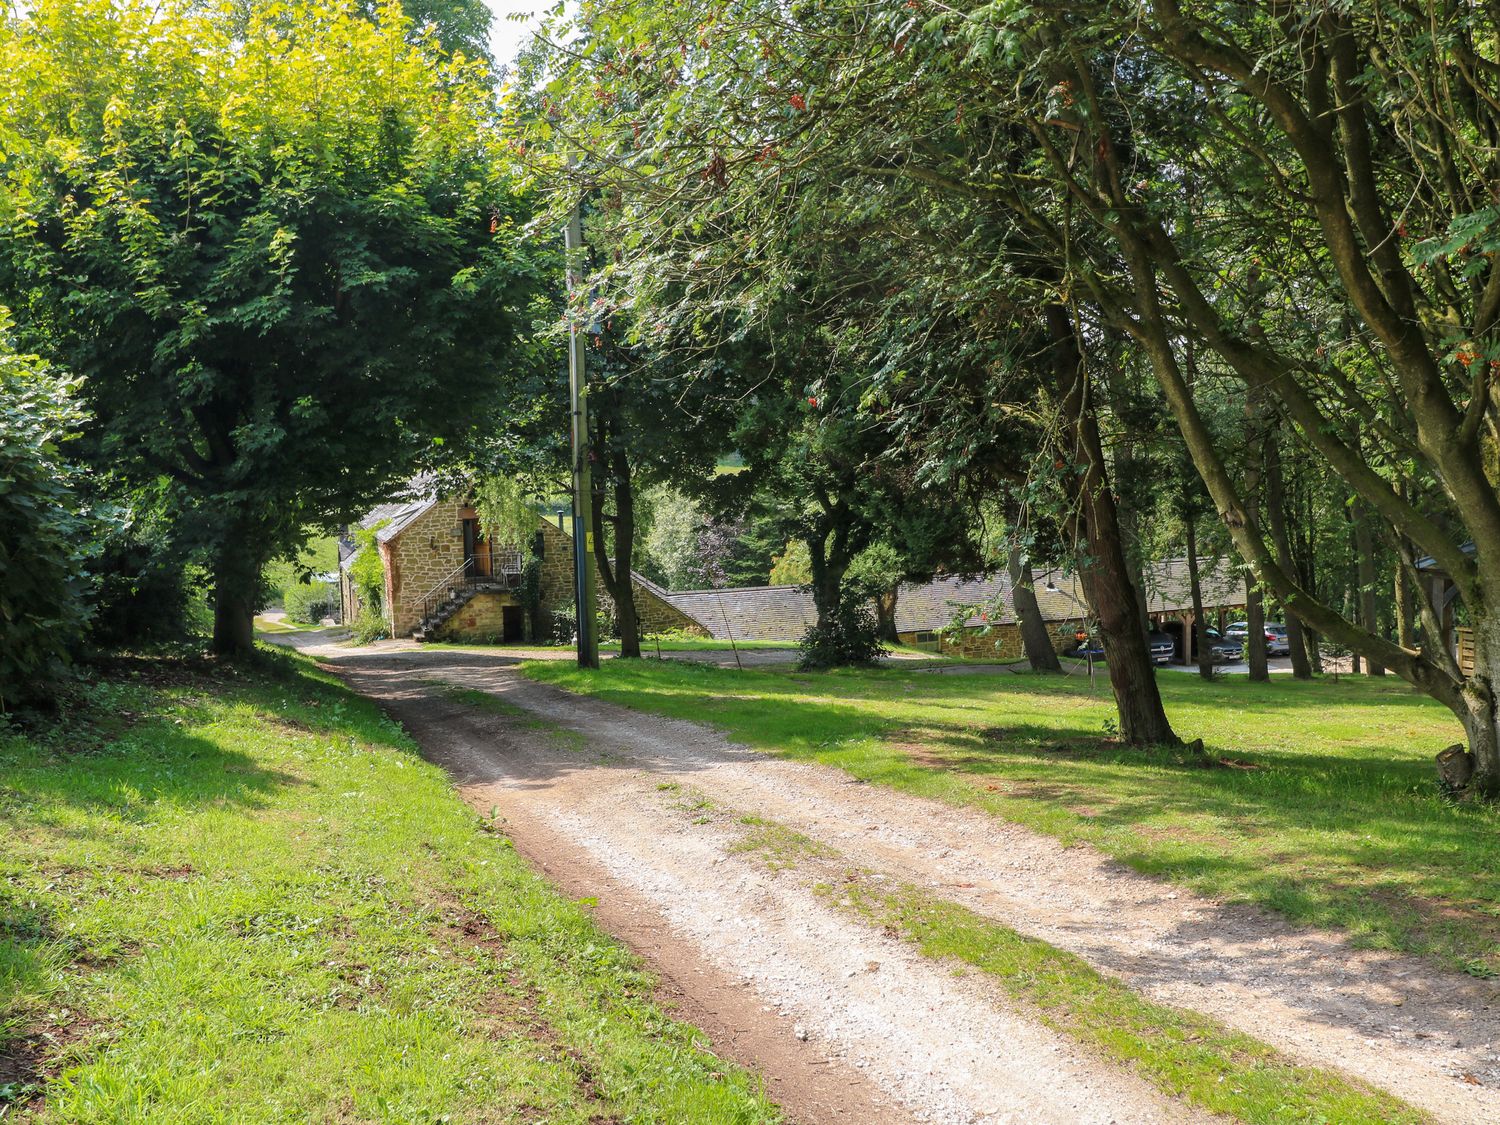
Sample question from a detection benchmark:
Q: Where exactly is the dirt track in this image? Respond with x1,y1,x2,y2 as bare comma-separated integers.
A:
299,640,1499,1124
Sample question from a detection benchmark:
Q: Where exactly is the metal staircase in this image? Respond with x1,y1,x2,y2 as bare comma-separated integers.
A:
411,550,523,642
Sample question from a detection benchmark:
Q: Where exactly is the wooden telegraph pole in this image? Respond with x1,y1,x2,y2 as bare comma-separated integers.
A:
564,197,599,669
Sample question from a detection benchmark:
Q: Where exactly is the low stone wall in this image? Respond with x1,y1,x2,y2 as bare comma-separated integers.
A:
897,622,1077,661
434,591,526,643
632,581,708,636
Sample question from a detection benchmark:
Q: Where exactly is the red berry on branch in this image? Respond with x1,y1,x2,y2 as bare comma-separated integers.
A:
789,93,806,111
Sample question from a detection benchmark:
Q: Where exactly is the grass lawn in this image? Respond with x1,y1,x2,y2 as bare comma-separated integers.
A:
0,651,779,1123
251,615,330,634
520,659,1500,976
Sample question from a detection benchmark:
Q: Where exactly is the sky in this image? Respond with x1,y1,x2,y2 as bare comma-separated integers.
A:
484,0,546,67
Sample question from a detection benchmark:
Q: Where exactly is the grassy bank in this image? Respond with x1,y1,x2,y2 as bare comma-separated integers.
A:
0,651,779,1123
520,659,1500,975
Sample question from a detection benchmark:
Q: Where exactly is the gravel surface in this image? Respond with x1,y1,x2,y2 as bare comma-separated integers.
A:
298,639,1499,1123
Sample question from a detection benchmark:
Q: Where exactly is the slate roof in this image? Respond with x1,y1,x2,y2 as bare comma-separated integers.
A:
663,558,1247,642
661,585,817,642
892,574,1014,633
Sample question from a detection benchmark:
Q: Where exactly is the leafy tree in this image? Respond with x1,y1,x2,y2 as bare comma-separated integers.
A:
0,0,543,655
769,540,811,586
523,0,1182,727
637,484,703,589
0,311,97,709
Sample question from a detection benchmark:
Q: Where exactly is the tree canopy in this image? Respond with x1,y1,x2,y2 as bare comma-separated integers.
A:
0,0,547,653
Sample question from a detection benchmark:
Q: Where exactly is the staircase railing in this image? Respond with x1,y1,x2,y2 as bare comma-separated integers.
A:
419,559,473,625
417,551,525,626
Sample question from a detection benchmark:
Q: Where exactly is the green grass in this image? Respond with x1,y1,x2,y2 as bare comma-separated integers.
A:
829,875,1423,1124
251,614,329,634
719,808,1423,1121
0,651,780,1123
519,659,1500,975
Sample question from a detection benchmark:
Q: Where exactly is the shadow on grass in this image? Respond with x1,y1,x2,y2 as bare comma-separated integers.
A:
517,659,1499,968
0,725,298,818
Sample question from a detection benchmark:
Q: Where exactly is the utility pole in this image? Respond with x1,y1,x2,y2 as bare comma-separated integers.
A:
564,196,599,669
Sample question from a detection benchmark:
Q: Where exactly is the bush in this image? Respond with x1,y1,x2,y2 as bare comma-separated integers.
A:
283,580,337,625
350,607,388,645
88,509,204,646
796,599,887,670
0,315,96,709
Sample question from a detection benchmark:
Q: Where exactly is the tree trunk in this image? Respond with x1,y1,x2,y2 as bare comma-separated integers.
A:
212,524,261,657
591,446,641,658
1394,547,1417,650
874,585,901,643
1461,617,1500,798
1185,507,1213,679
1008,545,1062,672
1098,348,1153,646
1048,303,1178,746
1243,390,1269,681
1246,574,1268,680
1353,501,1385,675
806,531,846,630
1265,435,1312,678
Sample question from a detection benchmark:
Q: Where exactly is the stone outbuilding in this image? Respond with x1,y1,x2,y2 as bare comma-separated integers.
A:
656,559,1246,662
339,486,702,643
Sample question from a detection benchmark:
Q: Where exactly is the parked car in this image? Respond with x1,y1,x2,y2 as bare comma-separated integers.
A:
1204,628,1243,663
1148,631,1176,665
1224,620,1291,656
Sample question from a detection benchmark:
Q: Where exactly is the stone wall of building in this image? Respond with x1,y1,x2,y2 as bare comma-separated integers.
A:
384,499,472,637
433,591,527,643
378,506,711,641
532,516,708,639
633,582,706,635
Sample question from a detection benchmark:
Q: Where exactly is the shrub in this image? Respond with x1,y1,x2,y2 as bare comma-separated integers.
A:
348,521,388,611
283,580,337,625
797,599,887,670
0,315,97,709
88,508,204,646
350,607,388,645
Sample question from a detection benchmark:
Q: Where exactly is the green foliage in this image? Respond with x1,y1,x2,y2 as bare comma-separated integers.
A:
348,522,388,611
349,606,388,645
0,0,546,651
86,504,206,647
636,485,703,589
282,579,337,625
261,535,340,609
846,543,903,596
475,476,541,560
768,539,811,585
0,311,96,709
796,598,886,671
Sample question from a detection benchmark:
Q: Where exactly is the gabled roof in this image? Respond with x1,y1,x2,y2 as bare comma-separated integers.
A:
661,585,817,642
892,573,1013,633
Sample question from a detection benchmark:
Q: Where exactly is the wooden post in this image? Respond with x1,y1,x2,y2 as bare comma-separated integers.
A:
564,195,598,670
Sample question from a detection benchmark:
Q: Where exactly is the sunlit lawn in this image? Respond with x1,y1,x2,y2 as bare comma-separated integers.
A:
522,659,1500,976
0,651,779,1123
